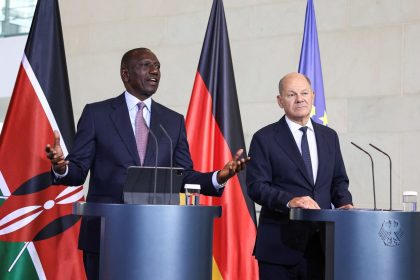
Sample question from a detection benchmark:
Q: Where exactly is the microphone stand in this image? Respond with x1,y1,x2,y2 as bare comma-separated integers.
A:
160,124,173,205
369,143,392,210
351,142,377,210
148,129,158,205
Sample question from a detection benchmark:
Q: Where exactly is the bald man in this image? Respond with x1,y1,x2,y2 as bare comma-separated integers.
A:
246,73,353,280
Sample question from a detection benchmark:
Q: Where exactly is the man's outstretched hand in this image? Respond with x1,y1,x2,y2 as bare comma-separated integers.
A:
216,149,250,185
45,130,68,175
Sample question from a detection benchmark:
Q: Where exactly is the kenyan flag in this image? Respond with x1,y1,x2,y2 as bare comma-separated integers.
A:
0,0,85,279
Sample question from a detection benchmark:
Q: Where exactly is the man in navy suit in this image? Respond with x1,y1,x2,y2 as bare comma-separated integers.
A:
246,72,353,280
46,48,248,280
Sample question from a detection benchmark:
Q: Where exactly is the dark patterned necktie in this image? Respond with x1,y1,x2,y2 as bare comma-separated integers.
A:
135,102,148,165
300,126,314,184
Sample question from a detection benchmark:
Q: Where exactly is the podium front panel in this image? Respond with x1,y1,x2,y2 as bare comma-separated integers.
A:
74,203,221,280
290,209,420,280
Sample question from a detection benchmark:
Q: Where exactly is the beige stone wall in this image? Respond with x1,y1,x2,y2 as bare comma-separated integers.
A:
10,0,416,209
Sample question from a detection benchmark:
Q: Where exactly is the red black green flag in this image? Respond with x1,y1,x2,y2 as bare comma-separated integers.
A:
0,0,85,279
186,0,258,279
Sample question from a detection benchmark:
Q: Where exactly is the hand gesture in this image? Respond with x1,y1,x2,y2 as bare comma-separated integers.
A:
216,149,250,185
45,130,68,175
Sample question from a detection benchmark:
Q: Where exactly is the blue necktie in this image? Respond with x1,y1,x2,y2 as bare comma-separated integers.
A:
300,126,314,184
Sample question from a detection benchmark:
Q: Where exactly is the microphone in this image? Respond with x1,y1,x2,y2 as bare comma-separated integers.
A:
351,142,377,210
369,143,392,210
159,124,174,205
147,128,159,204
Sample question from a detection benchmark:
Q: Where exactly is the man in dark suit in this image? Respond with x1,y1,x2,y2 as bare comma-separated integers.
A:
45,48,248,280
246,72,353,280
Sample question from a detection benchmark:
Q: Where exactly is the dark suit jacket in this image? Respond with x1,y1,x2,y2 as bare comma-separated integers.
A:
55,93,222,252
246,116,352,265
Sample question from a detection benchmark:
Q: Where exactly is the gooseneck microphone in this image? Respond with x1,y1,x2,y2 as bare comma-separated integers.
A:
369,143,392,210
147,128,159,204
351,142,377,210
159,124,174,205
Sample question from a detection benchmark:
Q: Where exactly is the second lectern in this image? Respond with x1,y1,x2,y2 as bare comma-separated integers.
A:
290,208,420,280
73,202,221,280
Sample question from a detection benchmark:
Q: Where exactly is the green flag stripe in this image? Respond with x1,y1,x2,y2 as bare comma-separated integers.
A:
0,199,39,279
0,242,39,280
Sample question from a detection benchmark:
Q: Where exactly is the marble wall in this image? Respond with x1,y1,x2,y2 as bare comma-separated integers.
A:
2,0,419,209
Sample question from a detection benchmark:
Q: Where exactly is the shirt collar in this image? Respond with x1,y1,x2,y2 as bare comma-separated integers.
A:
285,115,314,133
124,91,152,112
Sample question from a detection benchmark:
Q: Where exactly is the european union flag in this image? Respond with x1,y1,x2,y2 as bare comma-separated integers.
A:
298,0,328,126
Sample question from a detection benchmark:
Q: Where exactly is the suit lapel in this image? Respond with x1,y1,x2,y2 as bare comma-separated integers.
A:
274,117,314,188
313,121,327,189
110,93,141,166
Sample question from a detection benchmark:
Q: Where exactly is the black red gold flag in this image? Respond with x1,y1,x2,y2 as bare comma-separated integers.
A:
186,0,258,279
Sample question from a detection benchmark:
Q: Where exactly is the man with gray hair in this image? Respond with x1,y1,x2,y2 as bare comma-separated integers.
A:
247,72,353,279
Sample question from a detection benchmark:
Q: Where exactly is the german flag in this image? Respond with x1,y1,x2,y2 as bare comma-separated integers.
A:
186,0,258,279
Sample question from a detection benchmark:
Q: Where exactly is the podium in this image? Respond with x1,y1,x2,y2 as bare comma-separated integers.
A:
290,208,420,280
73,202,221,280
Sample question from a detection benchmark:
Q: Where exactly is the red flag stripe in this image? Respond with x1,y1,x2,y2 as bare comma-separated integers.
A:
186,72,216,161
0,64,52,193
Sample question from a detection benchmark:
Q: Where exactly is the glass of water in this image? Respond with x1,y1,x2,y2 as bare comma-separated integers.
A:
184,184,200,206
402,191,417,212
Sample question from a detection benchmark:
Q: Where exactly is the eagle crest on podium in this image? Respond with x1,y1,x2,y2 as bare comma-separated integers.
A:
378,219,404,247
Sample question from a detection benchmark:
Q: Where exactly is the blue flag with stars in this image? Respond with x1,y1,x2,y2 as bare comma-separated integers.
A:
298,0,328,126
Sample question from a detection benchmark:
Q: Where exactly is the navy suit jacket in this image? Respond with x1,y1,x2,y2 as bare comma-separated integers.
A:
246,116,352,265
55,93,221,252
